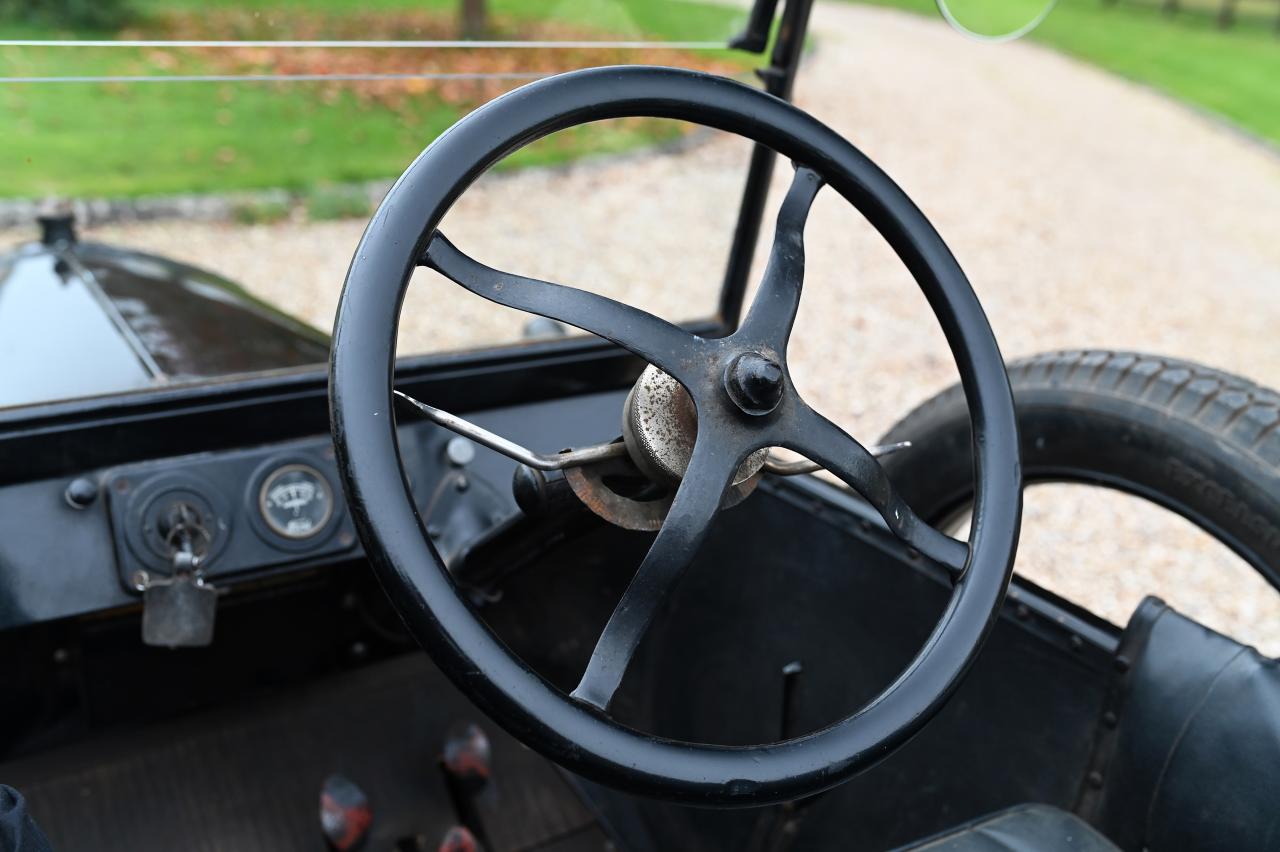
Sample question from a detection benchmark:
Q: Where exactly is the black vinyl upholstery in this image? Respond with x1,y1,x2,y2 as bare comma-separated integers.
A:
1076,597,1280,852
897,804,1118,851
0,786,52,852
901,595,1280,852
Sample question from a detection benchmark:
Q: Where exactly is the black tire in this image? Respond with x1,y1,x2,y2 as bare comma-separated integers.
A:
880,350,1280,592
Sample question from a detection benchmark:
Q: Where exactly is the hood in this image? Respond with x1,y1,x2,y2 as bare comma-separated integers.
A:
0,220,329,410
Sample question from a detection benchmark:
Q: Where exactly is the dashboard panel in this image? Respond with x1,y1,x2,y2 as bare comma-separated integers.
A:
104,437,358,592
0,390,627,631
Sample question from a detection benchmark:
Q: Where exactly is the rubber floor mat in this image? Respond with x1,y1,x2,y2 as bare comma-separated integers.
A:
0,652,600,852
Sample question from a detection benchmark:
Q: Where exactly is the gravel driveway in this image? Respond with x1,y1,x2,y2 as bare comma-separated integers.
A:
5,2,1278,650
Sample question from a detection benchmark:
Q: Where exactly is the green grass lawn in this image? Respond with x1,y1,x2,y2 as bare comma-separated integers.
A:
0,0,751,200
9,0,1270,203
844,0,1280,146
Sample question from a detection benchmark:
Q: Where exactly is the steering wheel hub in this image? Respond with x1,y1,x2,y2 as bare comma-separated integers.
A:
623,364,768,486
725,351,785,415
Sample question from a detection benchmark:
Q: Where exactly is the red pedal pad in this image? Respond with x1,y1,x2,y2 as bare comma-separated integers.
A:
442,723,492,784
438,825,481,852
319,773,373,851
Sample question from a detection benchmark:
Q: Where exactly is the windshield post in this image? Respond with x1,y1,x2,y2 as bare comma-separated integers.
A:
717,0,816,331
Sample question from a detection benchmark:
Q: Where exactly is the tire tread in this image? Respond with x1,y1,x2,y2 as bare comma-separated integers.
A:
885,350,1280,469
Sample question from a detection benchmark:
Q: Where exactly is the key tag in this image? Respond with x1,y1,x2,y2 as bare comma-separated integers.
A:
141,549,219,648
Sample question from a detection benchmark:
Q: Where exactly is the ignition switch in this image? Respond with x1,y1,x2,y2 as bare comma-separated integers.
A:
157,500,214,564
139,496,222,649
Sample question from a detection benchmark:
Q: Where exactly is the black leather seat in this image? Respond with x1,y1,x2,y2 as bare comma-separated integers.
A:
897,804,1118,851
904,597,1280,852
1076,597,1280,852
0,786,52,852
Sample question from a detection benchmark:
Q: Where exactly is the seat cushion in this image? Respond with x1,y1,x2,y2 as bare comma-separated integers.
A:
898,804,1119,852
1076,597,1280,852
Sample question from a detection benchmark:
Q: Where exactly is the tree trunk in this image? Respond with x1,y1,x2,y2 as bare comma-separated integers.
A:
460,0,488,39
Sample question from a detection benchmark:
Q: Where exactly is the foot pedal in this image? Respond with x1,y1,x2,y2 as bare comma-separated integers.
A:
320,773,373,851
440,723,492,849
442,723,492,788
437,826,481,852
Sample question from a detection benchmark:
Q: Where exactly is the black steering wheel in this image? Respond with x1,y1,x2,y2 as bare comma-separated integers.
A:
329,66,1021,806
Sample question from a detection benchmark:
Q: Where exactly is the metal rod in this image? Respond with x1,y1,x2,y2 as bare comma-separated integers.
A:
394,390,627,471
395,390,910,477
760,442,911,476
717,0,817,330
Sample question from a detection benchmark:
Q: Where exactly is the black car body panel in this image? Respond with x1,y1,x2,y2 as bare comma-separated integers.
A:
0,227,328,410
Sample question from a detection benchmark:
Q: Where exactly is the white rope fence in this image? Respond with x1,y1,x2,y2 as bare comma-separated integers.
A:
0,38,730,83
0,39,725,49
0,72,554,83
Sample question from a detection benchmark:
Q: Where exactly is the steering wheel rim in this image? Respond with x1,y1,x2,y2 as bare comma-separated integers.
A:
330,66,1021,806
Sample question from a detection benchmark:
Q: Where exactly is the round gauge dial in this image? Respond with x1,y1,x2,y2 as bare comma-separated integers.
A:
258,463,334,540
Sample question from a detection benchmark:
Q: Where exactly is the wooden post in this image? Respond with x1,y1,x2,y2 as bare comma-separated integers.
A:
1216,0,1235,28
460,0,488,39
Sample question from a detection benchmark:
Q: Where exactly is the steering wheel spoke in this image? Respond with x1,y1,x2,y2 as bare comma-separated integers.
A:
422,232,703,385
735,165,824,350
570,429,748,711
785,402,969,580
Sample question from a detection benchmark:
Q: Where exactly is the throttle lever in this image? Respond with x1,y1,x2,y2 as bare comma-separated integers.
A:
395,389,911,477
394,391,626,471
